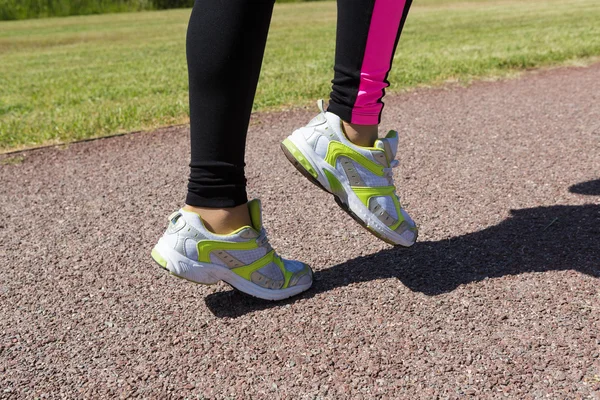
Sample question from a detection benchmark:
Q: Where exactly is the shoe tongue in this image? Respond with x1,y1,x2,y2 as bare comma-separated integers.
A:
306,99,327,127
374,130,399,163
247,199,263,231
317,99,325,113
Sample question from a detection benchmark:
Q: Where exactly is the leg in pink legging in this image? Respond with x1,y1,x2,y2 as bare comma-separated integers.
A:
329,0,413,146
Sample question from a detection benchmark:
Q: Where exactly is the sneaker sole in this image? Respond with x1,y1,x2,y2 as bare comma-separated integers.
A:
281,136,417,247
151,241,312,301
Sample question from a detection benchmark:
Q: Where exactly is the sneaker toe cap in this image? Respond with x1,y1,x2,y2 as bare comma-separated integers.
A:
283,259,313,287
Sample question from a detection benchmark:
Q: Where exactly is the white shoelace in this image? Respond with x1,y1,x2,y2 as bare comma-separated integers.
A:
257,228,279,261
383,159,399,184
256,228,271,248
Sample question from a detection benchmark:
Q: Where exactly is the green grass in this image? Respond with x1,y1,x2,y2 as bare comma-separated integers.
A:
0,0,319,21
1,0,599,151
0,0,153,21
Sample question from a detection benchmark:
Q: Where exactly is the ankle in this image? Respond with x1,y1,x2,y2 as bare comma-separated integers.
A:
342,121,378,147
183,203,252,234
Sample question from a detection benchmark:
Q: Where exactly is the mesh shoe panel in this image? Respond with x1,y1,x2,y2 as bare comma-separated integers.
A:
257,262,285,281
352,161,390,187
283,259,306,273
372,195,398,220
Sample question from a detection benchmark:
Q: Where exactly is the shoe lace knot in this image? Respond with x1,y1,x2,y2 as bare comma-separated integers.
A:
257,228,272,249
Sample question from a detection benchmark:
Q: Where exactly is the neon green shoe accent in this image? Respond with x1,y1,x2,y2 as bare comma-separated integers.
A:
323,169,343,194
151,248,168,268
385,130,397,139
324,141,385,176
230,251,274,280
351,186,396,207
247,199,263,231
388,195,405,230
353,186,407,231
282,138,318,179
274,255,294,289
197,239,259,263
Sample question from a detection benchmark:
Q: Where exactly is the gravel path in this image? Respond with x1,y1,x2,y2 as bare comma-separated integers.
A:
1,64,599,399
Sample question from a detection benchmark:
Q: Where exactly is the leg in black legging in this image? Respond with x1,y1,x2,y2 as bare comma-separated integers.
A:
185,0,412,211
186,0,275,209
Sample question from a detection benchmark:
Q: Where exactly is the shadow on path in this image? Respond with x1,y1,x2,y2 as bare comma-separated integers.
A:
570,178,600,196
205,192,599,318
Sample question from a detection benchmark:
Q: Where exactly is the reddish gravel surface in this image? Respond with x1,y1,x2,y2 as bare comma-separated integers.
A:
1,64,599,399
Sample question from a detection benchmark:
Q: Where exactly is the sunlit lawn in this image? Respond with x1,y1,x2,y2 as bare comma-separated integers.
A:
1,0,599,151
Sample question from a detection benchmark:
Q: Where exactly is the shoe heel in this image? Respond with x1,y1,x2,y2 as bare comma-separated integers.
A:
151,247,168,270
152,244,220,285
281,138,328,193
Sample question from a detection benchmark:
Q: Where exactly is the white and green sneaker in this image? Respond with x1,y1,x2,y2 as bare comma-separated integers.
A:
281,100,418,247
151,199,313,301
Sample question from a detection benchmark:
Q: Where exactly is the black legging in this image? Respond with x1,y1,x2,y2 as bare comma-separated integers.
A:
186,0,412,208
